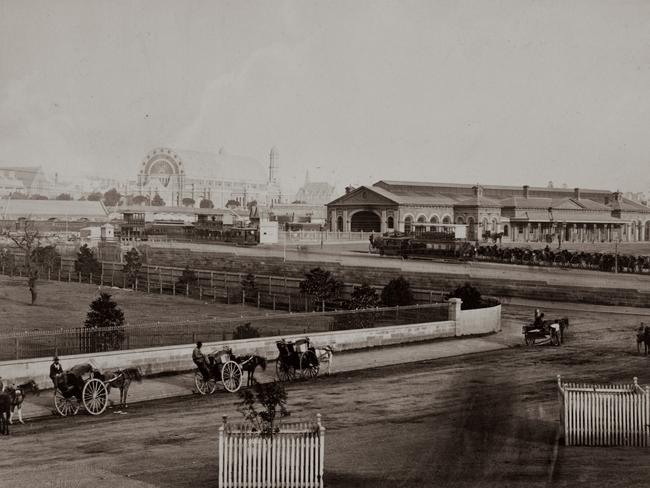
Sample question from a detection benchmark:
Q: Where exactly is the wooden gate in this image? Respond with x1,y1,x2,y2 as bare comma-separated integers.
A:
558,375,650,446
219,414,325,488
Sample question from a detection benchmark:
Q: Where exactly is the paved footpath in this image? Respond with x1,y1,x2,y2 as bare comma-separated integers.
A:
16,334,508,421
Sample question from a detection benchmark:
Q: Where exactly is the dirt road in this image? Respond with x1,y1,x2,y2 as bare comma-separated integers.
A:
2,303,650,487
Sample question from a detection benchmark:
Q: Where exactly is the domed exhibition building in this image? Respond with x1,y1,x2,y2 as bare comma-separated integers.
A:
135,146,282,208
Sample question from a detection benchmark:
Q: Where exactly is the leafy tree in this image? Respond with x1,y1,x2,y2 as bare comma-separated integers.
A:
225,199,241,208
77,196,86,201
122,247,142,287
87,192,103,201
238,381,289,439
447,282,483,310
1,219,41,304
31,245,61,272
55,193,73,201
182,197,195,207
132,195,150,206
349,283,381,309
103,188,122,206
177,265,198,291
8,191,29,199
299,267,343,306
199,199,214,209
233,322,261,340
74,244,101,278
381,276,415,307
84,292,125,351
29,194,48,200
241,272,257,295
151,193,165,206
292,200,307,204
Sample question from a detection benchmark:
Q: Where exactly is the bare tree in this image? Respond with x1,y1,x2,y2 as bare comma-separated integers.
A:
1,219,41,305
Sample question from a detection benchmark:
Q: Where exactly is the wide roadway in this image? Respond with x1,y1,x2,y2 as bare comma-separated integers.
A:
1,302,650,487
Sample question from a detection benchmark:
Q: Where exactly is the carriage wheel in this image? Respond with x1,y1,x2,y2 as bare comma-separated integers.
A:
276,358,295,382
194,371,217,395
525,335,535,347
54,390,80,417
299,351,320,379
82,378,108,416
221,361,243,393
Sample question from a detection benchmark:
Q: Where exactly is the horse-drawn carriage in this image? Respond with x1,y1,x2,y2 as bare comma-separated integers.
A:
275,338,320,381
194,347,244,395
53,363,110,416
522,318,569,347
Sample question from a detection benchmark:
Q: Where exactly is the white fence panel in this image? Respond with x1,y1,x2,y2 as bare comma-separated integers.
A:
558,375,650,447
219,415,325,488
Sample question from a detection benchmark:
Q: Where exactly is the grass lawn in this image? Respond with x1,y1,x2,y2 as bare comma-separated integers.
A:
0,275,274,333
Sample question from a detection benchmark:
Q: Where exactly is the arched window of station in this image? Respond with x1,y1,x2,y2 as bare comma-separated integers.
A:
442,215,452,224
456,216,465,224
503,224,509,237
336,216,343,232
429,215,439,233
404,215,413,234
387,216,394,229
416,215,427,236
492,218,498,233
467,217,476,240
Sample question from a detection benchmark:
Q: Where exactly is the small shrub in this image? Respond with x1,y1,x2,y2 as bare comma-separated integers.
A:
447,282,483,310
381,276,415,307
74,244,101,278
233,322,260,340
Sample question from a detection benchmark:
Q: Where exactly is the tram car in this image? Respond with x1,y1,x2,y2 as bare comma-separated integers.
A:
374,224,475,259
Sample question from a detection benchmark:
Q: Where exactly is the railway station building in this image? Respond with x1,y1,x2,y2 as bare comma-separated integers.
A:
326,181,650,243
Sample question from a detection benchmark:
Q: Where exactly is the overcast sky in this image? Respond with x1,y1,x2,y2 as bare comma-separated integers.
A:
1,0,649,194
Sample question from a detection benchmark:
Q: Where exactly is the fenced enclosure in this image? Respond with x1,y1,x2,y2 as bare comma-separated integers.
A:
219,415,325,488
558,375,650,447
0,303,449,361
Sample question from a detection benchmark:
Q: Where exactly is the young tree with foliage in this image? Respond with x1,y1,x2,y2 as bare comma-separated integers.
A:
225,199,241,208
84,292,125,351
199,198,214,209
182,197,195,207
31,245,61,272
238,381,289,438
447,282,484,310
349,283,381,309
299,267,343,309
381,276,415,306
233,322,261,340
55,193,73,200
29,194,48,200
74,244,101,278
122,247,142,287
177,265,198,292
1,219,41,304
86,192,103,201
241,272,257,295
103,188,122,206
151,193,165,206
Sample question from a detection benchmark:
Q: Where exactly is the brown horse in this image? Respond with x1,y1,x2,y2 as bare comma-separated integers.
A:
0,391,10,435
636,325,650,354
104,368,143,408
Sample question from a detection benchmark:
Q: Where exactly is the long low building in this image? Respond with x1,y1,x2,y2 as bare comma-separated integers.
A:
0,199,109,233
327,181,650,243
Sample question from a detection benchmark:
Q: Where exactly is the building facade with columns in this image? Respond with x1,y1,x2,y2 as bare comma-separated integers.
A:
135,146,282,208
327,181,650,242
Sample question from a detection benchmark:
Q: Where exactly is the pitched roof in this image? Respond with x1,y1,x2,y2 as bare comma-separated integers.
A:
607,197,650,213
454,195,502,207
0,199,108,220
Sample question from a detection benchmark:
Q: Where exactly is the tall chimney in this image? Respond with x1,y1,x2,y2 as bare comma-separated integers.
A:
574,187,581,200
523,185,530,198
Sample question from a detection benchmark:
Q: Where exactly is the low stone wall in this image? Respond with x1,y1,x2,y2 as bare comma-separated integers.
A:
0,303,501,388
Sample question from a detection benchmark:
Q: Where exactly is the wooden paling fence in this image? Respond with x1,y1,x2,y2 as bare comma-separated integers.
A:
219,414,325,488
558,375,650,447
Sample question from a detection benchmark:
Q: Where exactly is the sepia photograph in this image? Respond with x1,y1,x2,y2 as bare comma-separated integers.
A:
1,1,649,486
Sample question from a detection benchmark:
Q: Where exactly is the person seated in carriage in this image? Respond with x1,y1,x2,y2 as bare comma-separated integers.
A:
192,341,211,381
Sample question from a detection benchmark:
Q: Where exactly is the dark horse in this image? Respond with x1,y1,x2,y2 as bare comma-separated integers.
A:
637,325,650,354
235,355,267,387
0,390,10,435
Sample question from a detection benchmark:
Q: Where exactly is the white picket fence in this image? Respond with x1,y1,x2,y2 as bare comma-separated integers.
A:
558,375,650,446
219,414,325,488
